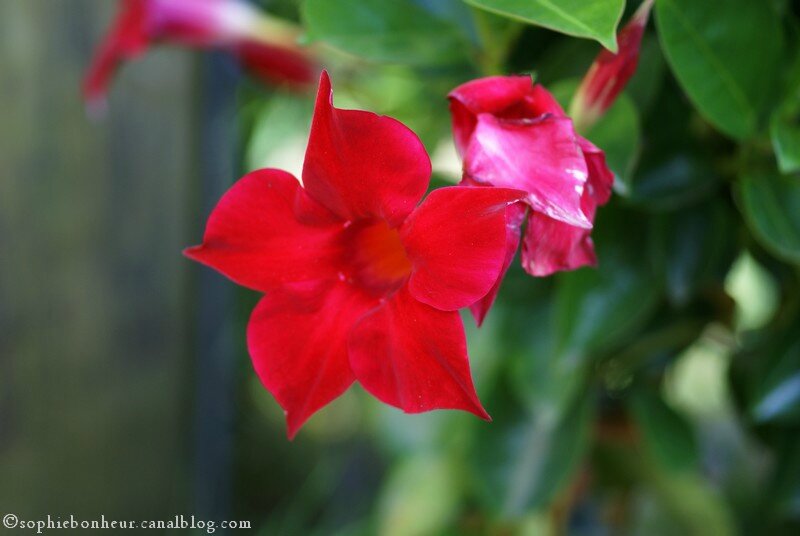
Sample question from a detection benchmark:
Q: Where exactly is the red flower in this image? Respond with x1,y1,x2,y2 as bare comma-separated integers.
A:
448,76,614,321
186,72,524,438
570,0,654,130
83,0,316,111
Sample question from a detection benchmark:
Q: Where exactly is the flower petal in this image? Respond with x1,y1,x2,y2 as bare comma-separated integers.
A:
469,200,526,325
248,280,378,439
233,41,317,89
185,168,345,292
82,0,150,107
348,285,490,420
400,186,525,311
522,211,597,277
580,137,615,206
465,113,591,228
520,140,613,276
449,75,533,155
449,75,535,116
570,0,654,130
302,71,431,227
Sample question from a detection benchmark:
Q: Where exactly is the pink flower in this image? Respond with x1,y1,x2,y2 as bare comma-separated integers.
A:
448,76,614,323
570,0,654,130
83,0,316,110
186,72,524,438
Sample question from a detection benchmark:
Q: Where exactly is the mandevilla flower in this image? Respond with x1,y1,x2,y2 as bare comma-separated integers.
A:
570,0,654,131
448,76,614,321
84,0,316,110
186,72,524,438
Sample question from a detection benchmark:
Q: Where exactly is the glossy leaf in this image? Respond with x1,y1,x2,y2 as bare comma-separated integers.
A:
737,171,800,265
464,0,625,51
655,0,782,139
303,0,472,65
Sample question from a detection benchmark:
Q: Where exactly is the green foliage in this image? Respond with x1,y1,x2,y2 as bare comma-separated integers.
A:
629,389,699,473
737,171,800,265
303,0,475,66
464,0,624,51
655,0,783,139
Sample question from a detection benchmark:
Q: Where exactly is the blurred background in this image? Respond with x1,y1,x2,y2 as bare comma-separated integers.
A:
2,1,799,535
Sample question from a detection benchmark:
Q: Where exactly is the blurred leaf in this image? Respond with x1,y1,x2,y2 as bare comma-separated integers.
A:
629,389,699,473
506,290,579,412
303,0,472,65
771,107,800,175
346,67,455,152
649,200,738,307
666,332,734,419
554,208,661,362
655,0,783,139
737,171,800,265
377,454,459,536
724,253,781,332
626,77,724,210
471,387,593,516
751,326,800,424
767,434,800,521
589,94,641,190
771,59,800,175
531,37,599,83
464,0,624,52
245,93,311,177
638,472,736,536
626,34,666,115
629,155,720,211
601,308,709,389
753,370,800,424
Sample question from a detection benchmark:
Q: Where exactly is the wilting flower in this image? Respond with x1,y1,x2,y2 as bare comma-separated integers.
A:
84,0,316,110
448,75,614,321
570,0,654,130
186,72,523,438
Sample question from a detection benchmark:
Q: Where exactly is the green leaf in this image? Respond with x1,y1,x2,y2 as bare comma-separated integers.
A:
377,454,459,536
737,171,800,265
771,109,800,175
303,0,472,65
629,155,720,211
626,34,666,114
587,94,640,190
464,0,624,51
650,200,738,306
751,327,800,424
471,388,593,515
770,55,800,173
655,0,783,139
770,47,800,174
629,390,699,473
245,93,311,176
